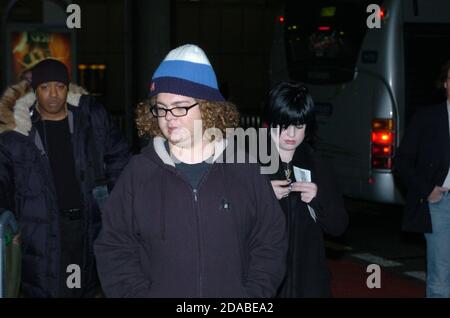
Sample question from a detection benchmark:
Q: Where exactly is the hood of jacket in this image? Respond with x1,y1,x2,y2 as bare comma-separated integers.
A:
0,81,88,136
146,136,228,167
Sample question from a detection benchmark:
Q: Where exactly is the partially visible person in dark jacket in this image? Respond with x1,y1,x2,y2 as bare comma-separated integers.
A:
261,81,348,298
0,59,131,298
395,60,450,298
94,44,287,298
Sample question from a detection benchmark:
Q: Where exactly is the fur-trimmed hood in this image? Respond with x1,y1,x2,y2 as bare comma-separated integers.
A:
0,81,88,136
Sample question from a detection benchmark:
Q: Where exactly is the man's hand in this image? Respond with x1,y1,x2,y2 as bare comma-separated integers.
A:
271,180,291,200
290,182,318,204
428,186,449,203
13,233,21,245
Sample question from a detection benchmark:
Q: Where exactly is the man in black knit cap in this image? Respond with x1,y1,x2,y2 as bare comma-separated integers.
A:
0,59,131,297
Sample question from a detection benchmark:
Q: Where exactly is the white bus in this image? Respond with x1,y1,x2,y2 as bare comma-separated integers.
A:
270,0,450,204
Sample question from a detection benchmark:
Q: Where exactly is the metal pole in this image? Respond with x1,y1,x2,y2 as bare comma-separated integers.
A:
0,210,19,298
124,0,134,146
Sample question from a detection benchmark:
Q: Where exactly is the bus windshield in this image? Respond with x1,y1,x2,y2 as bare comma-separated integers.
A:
284,0,383,84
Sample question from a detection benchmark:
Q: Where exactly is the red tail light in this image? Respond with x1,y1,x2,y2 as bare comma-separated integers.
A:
371,131,394,145
371,144,393,156
379,8,387,19
371,119,395,170
318,26,331,31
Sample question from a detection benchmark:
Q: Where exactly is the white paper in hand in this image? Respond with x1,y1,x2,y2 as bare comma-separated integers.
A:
293,166,311,182
293,166,317,222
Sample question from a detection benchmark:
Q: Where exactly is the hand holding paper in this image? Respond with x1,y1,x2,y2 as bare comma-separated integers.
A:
292,166,318,221
294,166,311,182
293,167,315,199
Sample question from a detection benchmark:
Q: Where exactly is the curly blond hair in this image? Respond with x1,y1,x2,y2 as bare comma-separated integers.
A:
135,97,240,140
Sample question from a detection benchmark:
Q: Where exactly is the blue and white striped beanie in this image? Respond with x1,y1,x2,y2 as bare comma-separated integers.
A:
149,44,224,101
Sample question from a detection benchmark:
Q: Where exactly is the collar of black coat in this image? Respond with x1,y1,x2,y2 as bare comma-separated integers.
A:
269,141,315,179
291,142,315,170
0,81,87,136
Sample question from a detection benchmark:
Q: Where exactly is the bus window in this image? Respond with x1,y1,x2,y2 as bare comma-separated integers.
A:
284,0,383,84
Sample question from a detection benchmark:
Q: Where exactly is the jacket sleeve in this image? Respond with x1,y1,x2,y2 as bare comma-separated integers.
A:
0,141,13,210
89,98,131,188
394,109,435,200
93,160,152,297
308,158,348,236
243,167,287,298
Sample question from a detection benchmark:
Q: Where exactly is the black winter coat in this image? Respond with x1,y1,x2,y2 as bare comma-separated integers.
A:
394,103,450,233
266,142,348,298
0,85,131,297
94,137,288,298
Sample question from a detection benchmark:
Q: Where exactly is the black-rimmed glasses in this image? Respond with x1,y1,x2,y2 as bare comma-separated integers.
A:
150,103,199,117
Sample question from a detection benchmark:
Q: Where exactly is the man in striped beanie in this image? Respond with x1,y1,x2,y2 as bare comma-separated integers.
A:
138,43,237,148
149,44,225,102
94,44,288,298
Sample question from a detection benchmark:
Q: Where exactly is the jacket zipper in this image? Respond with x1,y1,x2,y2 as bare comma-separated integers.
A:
192,168,216,298
193,188,198,202
168,166,216,298
192,188,203,297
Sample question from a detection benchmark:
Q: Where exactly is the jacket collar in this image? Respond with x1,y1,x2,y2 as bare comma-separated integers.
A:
152,136,228,167
0,83,87,137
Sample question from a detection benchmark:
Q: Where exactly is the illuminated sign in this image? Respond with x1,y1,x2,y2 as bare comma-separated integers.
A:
10,31,72,82
320,7,336,17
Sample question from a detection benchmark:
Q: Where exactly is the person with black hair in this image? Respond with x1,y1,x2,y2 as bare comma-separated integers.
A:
395,60,450,298
0,59,131,298
261,81,348,298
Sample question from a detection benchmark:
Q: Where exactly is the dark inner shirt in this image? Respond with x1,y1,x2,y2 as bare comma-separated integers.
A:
166,141,213,189
36,117,86,297
175,160,211,189
36,117,83,210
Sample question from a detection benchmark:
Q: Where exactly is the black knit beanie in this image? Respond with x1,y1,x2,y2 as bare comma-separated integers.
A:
31,59,70,90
